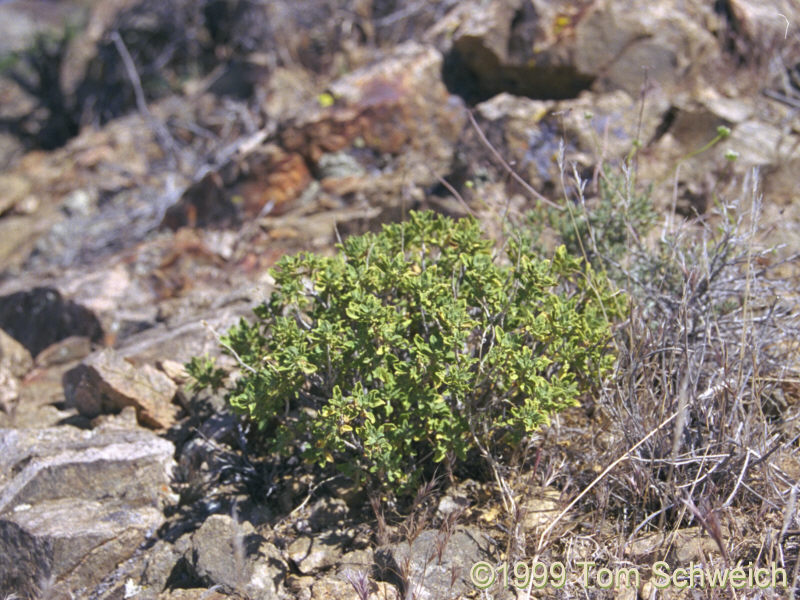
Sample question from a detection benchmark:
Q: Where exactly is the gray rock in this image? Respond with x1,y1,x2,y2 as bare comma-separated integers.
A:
306,574,398,600
140,538,190,596
306,497,349,532
445,0,594,100
189,514,286,599
34,335,92,368
91,405,141,431
0,518,53,600
336,548,375,578
288,534,346,575
576,0,720,95
0,357,81,430
1,498,164,597
0,427,175,514
376,527,492,600
113,301,254,367
63,348,180,429
436,493,470,518
0,426,175,598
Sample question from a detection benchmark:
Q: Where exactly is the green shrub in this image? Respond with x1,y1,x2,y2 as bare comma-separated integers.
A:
189,211,624,494
525,163,658,287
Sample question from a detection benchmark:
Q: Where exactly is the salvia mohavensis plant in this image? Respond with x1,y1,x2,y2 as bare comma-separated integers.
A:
188,210,625,496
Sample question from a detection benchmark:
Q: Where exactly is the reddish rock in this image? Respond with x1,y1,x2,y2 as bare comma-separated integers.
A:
280,42,466,171
162,145,311,229
235,147,312,218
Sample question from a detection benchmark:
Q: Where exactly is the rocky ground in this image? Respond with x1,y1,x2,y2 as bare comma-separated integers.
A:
1,0,799,598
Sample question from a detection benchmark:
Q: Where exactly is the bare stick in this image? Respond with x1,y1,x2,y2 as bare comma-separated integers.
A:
428,167,477,217
110,30,180,166
201,320,258,374
467,110,564,211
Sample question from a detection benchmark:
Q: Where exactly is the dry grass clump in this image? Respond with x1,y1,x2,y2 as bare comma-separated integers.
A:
504,160,800,597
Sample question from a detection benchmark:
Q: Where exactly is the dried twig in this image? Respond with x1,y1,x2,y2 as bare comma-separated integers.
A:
535,410,679,554
467,110,564,211
110,30,180,167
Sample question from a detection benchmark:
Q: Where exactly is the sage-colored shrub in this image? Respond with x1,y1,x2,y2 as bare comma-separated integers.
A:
189,211,624,493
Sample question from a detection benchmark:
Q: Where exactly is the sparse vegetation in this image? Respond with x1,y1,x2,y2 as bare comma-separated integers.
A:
501,147,800,596
184,119,800,594
189,210,624,497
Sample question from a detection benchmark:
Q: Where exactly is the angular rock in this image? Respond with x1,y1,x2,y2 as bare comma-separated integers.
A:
0,427,175,513
189,514,286,599
0,426,175,598
288,534,345,574
112,296,255,367
1,355,83,430
63,348,180,429
162,146,312,229
91,405,140,431
376,527,492,600
308,574,398,600
89,533,191,600
140,537,189,595
724,0,800,62
336,548,374,578
0,328,34,378
574,0,719,94
440,0,594,102
34,335,92,368
435,0,721,101
158,359,190,384
305,497,349,532
1,499,164,598
0,287,104,357
281,42,465,173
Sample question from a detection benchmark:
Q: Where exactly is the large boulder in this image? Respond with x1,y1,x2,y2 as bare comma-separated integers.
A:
574,0,719,95
0,426,175,598
432,0,721,101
